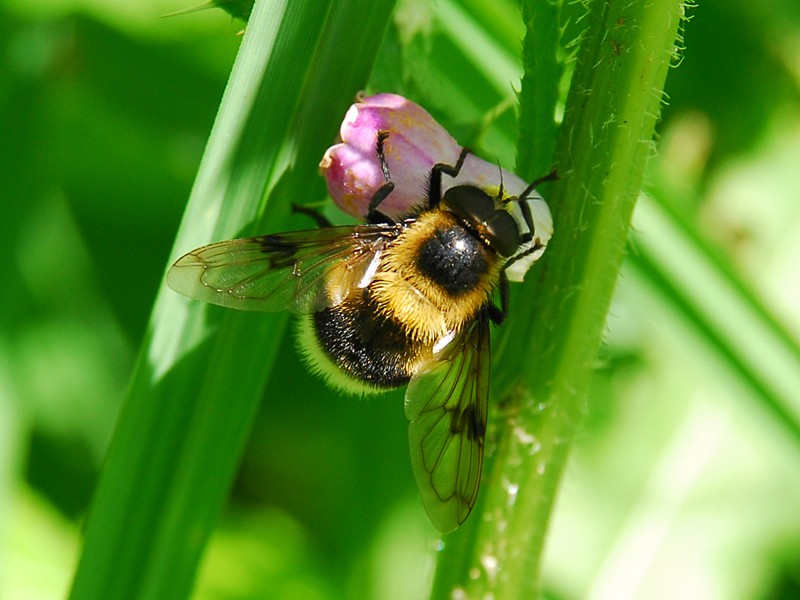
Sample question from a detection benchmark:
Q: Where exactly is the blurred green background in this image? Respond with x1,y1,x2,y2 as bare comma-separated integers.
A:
1,0,799,599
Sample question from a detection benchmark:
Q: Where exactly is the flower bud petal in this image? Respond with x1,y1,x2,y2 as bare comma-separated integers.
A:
321,93,462,218
320,93,553,281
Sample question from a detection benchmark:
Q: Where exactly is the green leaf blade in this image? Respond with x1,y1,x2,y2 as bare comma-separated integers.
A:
68,1,396,598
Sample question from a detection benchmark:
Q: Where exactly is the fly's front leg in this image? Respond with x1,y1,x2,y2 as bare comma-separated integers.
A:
505,168,558,249
504,239,544,271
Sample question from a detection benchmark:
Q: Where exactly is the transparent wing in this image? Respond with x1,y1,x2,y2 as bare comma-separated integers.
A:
166,225,398,312
405,310,490,533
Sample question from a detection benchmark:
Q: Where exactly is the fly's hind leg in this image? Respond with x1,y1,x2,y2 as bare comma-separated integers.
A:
292,203,333,229
366,131,396,224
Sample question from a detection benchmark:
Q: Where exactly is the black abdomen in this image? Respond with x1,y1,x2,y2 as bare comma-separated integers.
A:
312,293,418,389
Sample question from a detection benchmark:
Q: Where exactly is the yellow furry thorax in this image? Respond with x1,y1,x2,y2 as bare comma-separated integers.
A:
369,210,502,343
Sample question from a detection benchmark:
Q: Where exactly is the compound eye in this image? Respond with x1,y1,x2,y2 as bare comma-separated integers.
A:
442,185,495,223
443,184,521,256
485,210,520,257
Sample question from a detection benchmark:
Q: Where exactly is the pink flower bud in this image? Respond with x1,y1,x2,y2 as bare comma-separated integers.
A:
320,93,553,281
321,93,464,219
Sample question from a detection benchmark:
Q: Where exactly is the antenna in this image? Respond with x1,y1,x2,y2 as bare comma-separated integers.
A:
496,160,505,202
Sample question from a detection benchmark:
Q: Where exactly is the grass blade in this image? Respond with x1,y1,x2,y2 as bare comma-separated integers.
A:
68,1,396,598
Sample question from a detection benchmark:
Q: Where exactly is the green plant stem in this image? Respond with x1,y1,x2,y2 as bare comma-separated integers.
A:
68,1,395,599
432,1,687,597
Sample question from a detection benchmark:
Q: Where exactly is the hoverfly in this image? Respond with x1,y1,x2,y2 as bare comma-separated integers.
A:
167,132,552,532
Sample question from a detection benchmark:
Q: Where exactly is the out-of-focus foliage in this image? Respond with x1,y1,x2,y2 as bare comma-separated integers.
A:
1,0,798,598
